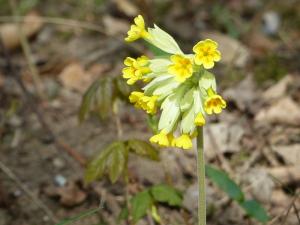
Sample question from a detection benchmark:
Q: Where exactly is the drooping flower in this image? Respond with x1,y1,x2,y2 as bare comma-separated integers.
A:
150,130,172,147
139,95,158,114
204,88,226,114
125,15,150,42
193,39,221,69
172,134,193,150
168,55,193,83
122,56,151,85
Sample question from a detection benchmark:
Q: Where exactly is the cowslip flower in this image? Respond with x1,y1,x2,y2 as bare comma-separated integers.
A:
122,56,151,85
123,15,226,150
193,39,221,69
125,15,150,42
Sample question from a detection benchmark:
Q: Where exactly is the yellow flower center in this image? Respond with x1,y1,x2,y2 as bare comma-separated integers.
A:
204,91,226,115
168,55,193,83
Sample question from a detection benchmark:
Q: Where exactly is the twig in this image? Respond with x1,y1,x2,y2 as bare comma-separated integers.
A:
0,37,87,167
293,203,300,225
9,0,44,98
0,160,59,223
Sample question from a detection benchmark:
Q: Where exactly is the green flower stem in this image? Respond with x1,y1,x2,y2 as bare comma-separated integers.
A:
197,127,206,225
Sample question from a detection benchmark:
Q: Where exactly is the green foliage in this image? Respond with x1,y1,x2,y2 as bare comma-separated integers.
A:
206,165,244,202
150,184,182,207
131,191,153,223
79,77,132,122
146,114,159,134
55,207,100,225
206,165,269,223
122,184,183,223
240,200,269,223
85,140,159,184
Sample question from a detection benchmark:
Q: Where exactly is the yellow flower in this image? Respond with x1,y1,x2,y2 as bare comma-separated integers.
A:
150,130,173,147
125,15,150,42
195,113,206,126
204,89,226,114
172,134,193,150
122,56,151,85
168,55,193,82
129,91,144,108
140,95,158,114
193,39,221,69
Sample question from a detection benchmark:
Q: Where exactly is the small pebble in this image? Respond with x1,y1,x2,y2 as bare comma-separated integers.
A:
54,175,67,187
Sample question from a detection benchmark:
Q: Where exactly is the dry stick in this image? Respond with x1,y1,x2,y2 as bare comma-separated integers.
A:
9,0,44,99
0,160,59,223
0,38,87,167
293,203,300,225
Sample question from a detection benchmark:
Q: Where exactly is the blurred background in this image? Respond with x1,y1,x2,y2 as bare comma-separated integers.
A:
0,0,300,224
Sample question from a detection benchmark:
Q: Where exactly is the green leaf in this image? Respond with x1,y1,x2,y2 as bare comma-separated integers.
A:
117,206,129,224
84,141,126,183
108,143,127,183
115,77,131,98
146,42,170,57
131,191,152,223
206,165,244,202
127,139,159,161
240,200,269,223
150,184,182,207
96,77,114,119
146,114,159,134
55,207,99,225
79,80,101,122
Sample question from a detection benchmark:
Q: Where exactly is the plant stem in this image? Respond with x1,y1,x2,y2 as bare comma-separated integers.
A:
197,127,206,225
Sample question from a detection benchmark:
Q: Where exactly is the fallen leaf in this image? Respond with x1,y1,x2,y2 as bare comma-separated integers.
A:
272,144,300,166
0,12,43,49
255,97,300,126
262,75,293,101
59,63,96,93
267,166,300,185
201,31,250,67
223,76,260,111
44,181,87,207
204,122,244,160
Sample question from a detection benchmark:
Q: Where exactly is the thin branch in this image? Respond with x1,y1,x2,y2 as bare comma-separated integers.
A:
9,0,44,98
0,160,59,223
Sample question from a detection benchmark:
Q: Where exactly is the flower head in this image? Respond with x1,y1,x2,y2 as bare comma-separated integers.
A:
168,55,193,83
193,39,221,69
123,17,226,150
204,88,226,114
125,15,150,42
122,56,151,85
172,134,193,150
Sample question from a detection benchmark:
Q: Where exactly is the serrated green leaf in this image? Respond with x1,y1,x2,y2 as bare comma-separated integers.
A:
206,165,244,202
131,191,152,223
240,200,269,223
84,141,126,183
108,143,127,183
55,207,99,225
96,77,114,119
150,184,182,207
79,80,101,122
127,139,159,161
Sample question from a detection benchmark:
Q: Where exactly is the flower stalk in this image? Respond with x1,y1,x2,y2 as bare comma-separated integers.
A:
197,127,206,225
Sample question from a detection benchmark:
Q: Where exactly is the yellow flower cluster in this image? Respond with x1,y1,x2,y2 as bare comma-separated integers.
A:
123,15,226,150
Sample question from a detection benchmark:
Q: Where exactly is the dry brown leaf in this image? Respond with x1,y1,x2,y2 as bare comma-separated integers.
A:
267,166,300,185
59,63,96,93
262,75,294,101
44,182,87,207
0,12,43,49
255,97,300,126
201,31,250,67
272,144,300,166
